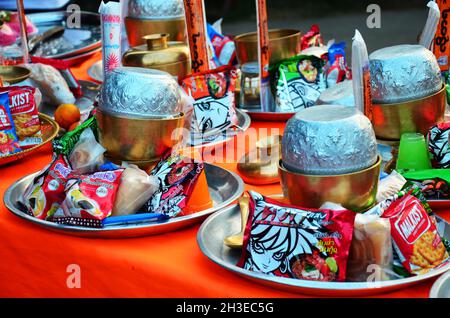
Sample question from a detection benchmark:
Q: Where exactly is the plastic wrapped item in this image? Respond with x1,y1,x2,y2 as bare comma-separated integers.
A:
434,0,450,71
351,30,372,120
22,154,72,220
376,170,407,203
111,164,159,216
181,65,238,136
419,1,440,50
238,191,356,282
53,169,124,228
0,91,21,156
69,127,106,175
346,213,393,282
207,20,236,66
99,0,122,74
0,85,42,148
53,116,98,156
272,55,326,112
427,122,450,168
324,42,352,87
301,25,324,51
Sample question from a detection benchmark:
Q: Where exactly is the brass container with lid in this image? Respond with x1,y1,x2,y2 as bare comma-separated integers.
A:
122,34,191,79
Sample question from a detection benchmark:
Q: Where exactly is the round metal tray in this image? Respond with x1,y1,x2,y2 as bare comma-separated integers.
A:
27,11,101,60
430,269,450,298
0,113,59,167
4,164,244,238
197,203,450,296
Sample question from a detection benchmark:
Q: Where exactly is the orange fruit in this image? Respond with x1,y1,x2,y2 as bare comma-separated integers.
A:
68,121,80,131
54,104,81,130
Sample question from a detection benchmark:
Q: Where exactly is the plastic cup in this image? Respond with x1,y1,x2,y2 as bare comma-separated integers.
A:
396,133,432,171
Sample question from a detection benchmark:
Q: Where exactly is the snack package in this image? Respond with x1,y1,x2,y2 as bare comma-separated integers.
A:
324,42,352,87
181,66,238,135
207,21,236,66
346,213,393,282
53,116,98,155
427,122,450,168
69,127,106,175
381,191,449,275
376,170,407,203
141,152,206,218
52,169,124,228
22,155,72,220
0,86,42,148
271,55,326,112
238,191,356,282
112,164,159,216
0,91,21,156
301,24,324,51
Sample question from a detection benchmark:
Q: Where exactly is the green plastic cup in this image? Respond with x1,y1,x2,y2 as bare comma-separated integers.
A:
396,133,432,171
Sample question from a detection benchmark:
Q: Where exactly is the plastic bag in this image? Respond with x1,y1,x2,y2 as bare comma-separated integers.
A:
69,127,106,175
376,170,407,203
112,164,159,216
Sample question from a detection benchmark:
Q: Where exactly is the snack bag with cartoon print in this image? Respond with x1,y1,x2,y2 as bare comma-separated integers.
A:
181,66,238,136
52,169,124,228
238,191,356,282
0,91,21,157
0,86,42,148
381,191,449,275
22,154,72,220
141,151,205,218
272,55,326,112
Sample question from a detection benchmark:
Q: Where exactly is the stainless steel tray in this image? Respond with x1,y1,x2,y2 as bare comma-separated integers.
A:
190,109,251,148
4,164,244,238
197,203,450,296
28,11,101,59
430,269,450,298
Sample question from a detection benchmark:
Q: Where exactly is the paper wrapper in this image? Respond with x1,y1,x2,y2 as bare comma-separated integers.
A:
99,1,122,76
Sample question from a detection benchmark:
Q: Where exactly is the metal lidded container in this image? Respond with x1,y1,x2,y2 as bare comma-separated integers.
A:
122,33,191,79
99,66,182,118
125,0,186,46
369,44,442,104
281,105,378,175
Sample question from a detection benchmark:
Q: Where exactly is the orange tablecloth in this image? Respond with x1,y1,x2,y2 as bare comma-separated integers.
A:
0,53,447,298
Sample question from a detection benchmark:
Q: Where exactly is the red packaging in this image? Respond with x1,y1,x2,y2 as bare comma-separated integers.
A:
0,91,21,156
238,191,356,282
181,65,238,135
22,155,72,220
52,169,124,227
433,0,450,71
0,85,42,148
382,193,449,275
301,24,324,51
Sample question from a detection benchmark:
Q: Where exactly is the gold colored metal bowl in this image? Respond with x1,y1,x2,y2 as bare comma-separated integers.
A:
96,109,185,162
234,29,301,65
0,66,31,84
372,85,446,141
125,16,186,46
278,156,381,212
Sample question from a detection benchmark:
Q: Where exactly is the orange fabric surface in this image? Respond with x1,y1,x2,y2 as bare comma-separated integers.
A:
0,55,447,298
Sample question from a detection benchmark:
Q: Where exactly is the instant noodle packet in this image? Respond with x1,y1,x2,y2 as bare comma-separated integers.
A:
0,86,41,148
52,169,124,228
238,191,356,282
22,154,72,220
0,91,21,156
381,190,449,275
181,66,238,135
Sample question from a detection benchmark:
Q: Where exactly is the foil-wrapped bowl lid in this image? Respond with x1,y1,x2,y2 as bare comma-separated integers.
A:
317,80,355,107
369,44,442,104
282,105,378,175
99,66,182,118
128,0,185,19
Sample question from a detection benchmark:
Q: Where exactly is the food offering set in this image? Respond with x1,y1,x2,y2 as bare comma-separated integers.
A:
2,0,450,297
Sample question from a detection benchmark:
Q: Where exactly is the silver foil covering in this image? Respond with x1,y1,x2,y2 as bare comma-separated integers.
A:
316,80,355,107
282,105,378,175
99,67,182,118
128,0,184,19
369,44,442,104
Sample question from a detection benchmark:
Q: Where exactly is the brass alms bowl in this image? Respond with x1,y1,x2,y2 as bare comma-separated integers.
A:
0,66,31,84
125,16,186,46
372,85,446,141
234,29,301,65
96,109,185,162
278,156,381,212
